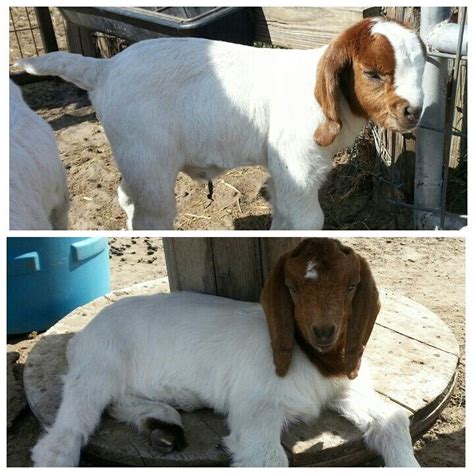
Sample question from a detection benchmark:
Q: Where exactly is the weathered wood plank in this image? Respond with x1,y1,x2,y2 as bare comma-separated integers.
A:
376,289,459,356
366,324,458,412
282,407,377,466
211,238,263,302
87,410,228,467
380,128,416,202
165,238,301,302
450,60,467,168
254,7,381,49
64,19,98,56
163,238,216,295
385,7,420,28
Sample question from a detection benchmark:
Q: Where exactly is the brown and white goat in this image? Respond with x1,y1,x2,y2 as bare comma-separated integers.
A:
18,18,426,229
31,239,419,467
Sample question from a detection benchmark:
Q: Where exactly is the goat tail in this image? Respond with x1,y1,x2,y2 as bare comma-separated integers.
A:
16,52,104,92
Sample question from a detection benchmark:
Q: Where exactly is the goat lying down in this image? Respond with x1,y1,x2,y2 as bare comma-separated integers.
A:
18,18,426,230
9,80,69,230
32,239,419,467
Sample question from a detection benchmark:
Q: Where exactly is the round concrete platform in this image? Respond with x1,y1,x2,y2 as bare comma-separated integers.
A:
24,279,459,467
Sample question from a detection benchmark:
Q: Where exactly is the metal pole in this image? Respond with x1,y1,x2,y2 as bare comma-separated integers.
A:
428,22,468,55
414,7,451,229
34,7,59,53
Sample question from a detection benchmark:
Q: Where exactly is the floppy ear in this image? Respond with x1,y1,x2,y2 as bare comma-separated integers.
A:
314,36,351,146
260,252,295,377
344,254,380,379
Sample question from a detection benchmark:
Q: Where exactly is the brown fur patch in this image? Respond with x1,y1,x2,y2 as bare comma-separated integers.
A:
314,17,423,146
261,252,295,377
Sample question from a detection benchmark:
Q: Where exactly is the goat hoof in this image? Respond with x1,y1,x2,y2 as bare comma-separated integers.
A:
146,419,187,453
150,429,178,454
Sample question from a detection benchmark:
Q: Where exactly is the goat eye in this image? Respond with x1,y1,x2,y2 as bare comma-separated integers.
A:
365,70,382,81
348,283,358,292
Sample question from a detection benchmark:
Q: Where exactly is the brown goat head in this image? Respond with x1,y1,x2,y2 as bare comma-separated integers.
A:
314,17,426,146
261,238,380,379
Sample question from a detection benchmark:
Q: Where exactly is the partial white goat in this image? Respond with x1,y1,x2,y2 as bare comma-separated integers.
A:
9,80,69,230
17,18,425,229
32,239,419,467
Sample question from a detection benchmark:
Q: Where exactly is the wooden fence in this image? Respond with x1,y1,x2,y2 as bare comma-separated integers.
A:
163,238,301,302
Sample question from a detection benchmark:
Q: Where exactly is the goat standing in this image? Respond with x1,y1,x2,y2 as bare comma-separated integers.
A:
18,18,425,230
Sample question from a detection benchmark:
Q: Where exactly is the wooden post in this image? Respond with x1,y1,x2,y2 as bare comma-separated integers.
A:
163,238,301,302
64,19,98,56
34,7,59,53
383,130,417,202
449,59,467,167
163,238,216,296
379,7,420,204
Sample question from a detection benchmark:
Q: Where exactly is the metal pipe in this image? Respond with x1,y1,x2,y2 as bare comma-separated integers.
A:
428,21,468,55
414,7,451,229
429,50,467,61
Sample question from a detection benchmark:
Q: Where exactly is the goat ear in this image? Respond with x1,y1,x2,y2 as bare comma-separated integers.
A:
345,255,380,379
314,38,350,147
261,252,295,377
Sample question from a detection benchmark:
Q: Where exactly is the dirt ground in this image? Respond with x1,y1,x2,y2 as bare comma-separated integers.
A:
7,237,465,466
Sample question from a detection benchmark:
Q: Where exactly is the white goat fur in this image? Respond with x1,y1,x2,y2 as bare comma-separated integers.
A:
9,81,69,230
18,18,425,229
32,292,419,467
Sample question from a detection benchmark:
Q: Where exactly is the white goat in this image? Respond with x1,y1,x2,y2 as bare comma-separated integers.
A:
18,18,425,229
9,80,69,230
32,239,419,467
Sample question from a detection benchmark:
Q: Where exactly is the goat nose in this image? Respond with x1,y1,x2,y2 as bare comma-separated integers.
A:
313,325,336,344
404,105,422,121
